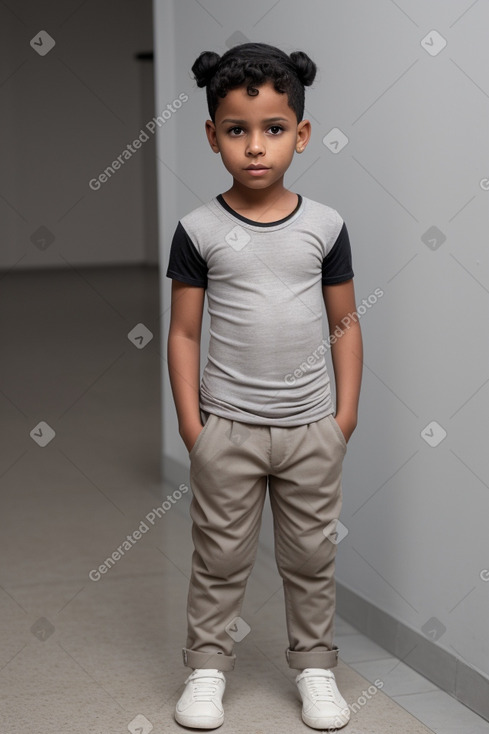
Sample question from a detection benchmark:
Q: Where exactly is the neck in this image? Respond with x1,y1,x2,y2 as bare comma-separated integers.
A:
224,179,289,210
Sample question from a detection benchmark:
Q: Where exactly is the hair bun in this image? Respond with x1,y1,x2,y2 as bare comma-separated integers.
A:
289,51,317,86
191,51,221,87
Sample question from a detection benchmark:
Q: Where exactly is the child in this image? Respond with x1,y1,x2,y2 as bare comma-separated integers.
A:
166,42,363,730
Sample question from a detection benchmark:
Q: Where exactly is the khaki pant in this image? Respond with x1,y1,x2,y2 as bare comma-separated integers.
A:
182,410,347,672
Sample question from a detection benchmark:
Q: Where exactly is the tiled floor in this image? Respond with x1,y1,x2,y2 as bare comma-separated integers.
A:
1,266,488,733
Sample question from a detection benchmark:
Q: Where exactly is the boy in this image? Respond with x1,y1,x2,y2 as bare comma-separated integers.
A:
166,43,363,730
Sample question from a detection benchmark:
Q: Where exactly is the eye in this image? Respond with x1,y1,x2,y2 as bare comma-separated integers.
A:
228,127,243,136
269,125,284,134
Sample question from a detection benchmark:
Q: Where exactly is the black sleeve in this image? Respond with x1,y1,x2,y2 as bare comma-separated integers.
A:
322,221,354,285
166,221,208,288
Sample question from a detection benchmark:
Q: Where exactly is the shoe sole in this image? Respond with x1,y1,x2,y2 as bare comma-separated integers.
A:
302,709,350,729
174,711,224,729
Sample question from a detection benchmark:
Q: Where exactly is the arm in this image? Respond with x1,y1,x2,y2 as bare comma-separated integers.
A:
322,279,363,442
167,279,206,452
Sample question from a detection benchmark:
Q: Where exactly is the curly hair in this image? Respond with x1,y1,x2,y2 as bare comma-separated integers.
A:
191,42,317,123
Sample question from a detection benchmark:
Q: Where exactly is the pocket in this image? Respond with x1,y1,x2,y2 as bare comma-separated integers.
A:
329,414,348,451
188,413,214,459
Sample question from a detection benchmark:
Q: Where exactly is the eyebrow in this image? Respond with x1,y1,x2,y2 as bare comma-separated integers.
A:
219,117,290,125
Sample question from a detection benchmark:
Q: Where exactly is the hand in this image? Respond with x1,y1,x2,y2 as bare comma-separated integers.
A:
334,413,357,444
180,422,204,454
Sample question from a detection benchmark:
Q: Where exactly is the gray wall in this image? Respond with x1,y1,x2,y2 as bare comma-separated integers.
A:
156,0,489,683
1,0,156,270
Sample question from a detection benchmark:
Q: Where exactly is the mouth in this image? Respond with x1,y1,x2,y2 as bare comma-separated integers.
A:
244,165,270,176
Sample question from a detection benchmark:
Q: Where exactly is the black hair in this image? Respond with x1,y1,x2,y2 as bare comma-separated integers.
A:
191,42,317,123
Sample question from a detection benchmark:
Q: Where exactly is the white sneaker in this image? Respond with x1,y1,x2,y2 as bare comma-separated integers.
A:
296,668,350,730
174,668,226,729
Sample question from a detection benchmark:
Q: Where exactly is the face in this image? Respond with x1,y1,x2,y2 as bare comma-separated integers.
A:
205,81,311,192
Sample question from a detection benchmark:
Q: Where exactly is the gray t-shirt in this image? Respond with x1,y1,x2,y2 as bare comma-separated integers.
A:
166,193,354,426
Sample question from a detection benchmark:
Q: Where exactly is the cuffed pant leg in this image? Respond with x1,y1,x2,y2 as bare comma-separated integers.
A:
182,647,237,672
286,647,339,670
184,415,269,670
267,414,347,670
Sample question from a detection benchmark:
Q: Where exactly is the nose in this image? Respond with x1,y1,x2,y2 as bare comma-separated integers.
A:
246,131,265,156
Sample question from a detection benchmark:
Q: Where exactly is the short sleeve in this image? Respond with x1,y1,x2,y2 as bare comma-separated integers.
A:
322,220,354,285
166,221,208,288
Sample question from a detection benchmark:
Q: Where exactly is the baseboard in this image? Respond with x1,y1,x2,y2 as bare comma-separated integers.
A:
163,456,489,722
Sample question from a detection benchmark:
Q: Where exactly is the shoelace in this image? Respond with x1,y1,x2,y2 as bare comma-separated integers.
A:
191,676,221,701
304,675,335,702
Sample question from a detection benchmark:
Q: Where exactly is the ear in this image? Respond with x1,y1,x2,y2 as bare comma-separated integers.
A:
295,119,312,153
205,120,220,153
